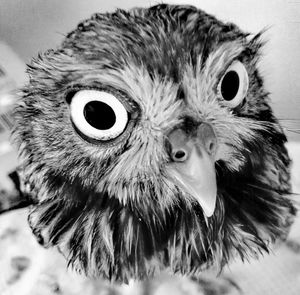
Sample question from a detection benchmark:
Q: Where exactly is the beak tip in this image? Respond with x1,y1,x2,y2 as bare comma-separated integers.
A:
203,206,215,218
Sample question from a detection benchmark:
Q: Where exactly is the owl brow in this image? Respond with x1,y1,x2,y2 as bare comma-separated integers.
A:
213,33,263,76
194,40,246,92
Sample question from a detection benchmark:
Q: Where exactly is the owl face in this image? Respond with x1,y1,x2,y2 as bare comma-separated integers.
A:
13,4,295,281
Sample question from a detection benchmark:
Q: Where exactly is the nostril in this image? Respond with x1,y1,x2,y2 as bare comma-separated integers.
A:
206,138,217,156
197,123,218,156
208,141,215,154
173,149,187,161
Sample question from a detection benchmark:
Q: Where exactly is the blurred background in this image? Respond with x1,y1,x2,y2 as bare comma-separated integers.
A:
0,1,299,294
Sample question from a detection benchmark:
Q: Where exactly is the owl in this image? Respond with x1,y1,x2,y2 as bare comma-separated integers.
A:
11,4,296,283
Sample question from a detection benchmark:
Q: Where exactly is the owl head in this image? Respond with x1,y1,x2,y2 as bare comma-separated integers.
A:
13,4,295,282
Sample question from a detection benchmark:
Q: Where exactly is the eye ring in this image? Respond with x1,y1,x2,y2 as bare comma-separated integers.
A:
69,89,128,141
218,61,249,108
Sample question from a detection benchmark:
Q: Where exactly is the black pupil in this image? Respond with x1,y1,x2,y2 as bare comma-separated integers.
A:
221,70,240,101
84,101,116,130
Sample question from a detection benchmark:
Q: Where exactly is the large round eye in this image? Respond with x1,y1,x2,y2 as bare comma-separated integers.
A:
218,61,249,107
70,90,128,141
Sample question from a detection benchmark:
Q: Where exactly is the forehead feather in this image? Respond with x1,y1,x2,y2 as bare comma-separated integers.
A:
60,5,248,79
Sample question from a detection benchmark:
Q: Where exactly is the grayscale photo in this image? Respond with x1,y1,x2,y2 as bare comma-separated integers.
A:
0,1,299,294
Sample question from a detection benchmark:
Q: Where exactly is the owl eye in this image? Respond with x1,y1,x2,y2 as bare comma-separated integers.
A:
69,90,128,141
218,61,249,107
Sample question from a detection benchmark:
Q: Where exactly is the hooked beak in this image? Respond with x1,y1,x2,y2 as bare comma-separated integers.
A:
166,123,218,217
